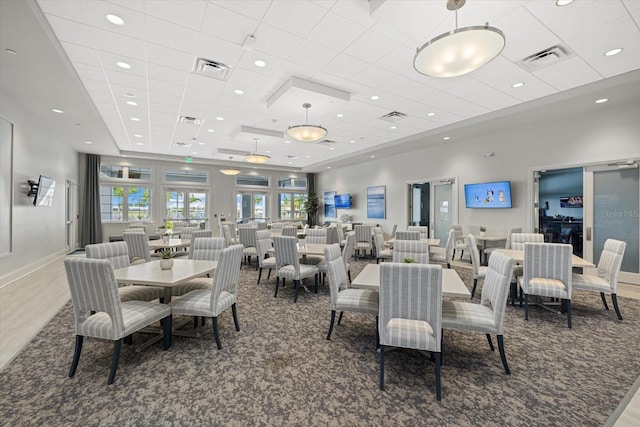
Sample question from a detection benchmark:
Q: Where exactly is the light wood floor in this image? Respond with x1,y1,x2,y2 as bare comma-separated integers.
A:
1,255,639,425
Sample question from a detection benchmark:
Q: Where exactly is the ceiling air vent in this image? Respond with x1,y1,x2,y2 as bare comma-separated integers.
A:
172,141,191,148
193,57,231,81
379,111,407,123
178,116,203,126
518,44,574,72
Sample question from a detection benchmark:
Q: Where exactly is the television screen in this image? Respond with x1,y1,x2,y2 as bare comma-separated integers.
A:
464,181,512,208
560,196,583,208
334,194,351,209
34,175,55,207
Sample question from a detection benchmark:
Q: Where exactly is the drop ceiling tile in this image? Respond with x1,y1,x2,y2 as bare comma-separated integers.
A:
343,30,400,63
104,68,147,89
149,92,183,108
534,56,602,91
98,50,148,77
320,53,369,80
76,0,149,40
210,0,271,21
82,78,113,95
307,11,368,51
350,67,396,89
541,1,629,41
494,8,560,62
186,73,226,94
329,0,376,28
271,61,317,82
253,24,304,59
147,63,188,86
144,16,199,54
38,0,85,21
201,3,259,44
288,40,340,70
374,44,420,80
262,1,327,38
146,43,195,72
235,51,286,77
227,68,281,91
73,62,107,82
60,41,102,67
144,0,207,29
148,79,183,97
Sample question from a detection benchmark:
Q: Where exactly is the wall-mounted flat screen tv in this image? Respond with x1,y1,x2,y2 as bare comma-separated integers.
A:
464,181,512,208
560,196,583,208
34,175,56,207
334,194,352,209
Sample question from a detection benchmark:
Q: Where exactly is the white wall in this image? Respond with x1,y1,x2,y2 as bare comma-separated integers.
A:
317,98,640,237
0,102,79,286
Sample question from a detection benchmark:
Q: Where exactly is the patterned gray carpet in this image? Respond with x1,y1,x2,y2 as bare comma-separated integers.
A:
1,258,639,426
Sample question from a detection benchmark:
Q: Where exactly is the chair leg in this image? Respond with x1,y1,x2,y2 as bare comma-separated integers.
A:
212,317,222,350
486,333,495,351
600,292,610,310
274,277,280,298
566,299,572,328
314,275,318,294
107,339,123,385
267,269,272,280
162,315,172,350
326,310,336,340
379,345,385,391
497,335,510,375
69,335,84,378
232,303,240,331
193,316,199,329
434,352,442,401
293,280,300,303
524,294,529,320
337,311,344,325
471,278,478,299
257,268,263,285
612,294,623,320
348,270,352,284
451,249,456,261
376,316,379,349
460,250,464,260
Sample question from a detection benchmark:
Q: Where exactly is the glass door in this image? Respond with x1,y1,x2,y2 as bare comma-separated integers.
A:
584,164,639,285
236,191,269,223
431,180,455,247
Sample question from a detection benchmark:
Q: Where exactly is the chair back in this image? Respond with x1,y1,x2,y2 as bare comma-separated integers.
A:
188,229,213,258
395,230,420,241
467,234,482,277
444,228,456,260
64,258,125,339
282,226,298,237
408,226,429,240
336,225,345,242
271,222,289,231
392,240,429,263
273,236,301,275
390,224,398,238
379,263,442,350
480,251,516,334
238,227,257,248
342,233,355,267
511,233,543,251
355,225,372,245
222,224,236,246
306,228,327,244
190,237,226,261
209,245,243,311
524,243,573,296
122,231,151,262
86,241,131,270
179,226,199,240
505,227,522,249
373,230,386,256
559,228,573,244
597,239,627,291
451,224,463,240
255,230,273,267
324,244,348,309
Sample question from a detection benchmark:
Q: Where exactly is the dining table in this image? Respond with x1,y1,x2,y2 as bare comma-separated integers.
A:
148,238,191,251
493,248,595,268
386,237,440,246
351,264,471,298
474,234,507,264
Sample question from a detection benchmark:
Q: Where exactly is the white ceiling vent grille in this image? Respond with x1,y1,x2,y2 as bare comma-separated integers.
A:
217,148,250,156
172,141,191,148
178,116,203,126
379,111,407,123
193,57,231,81
518,44,575,72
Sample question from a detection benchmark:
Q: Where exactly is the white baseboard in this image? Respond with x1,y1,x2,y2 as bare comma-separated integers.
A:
0,249,67,289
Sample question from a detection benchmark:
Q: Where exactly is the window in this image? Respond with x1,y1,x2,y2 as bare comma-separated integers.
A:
164,169,208,184
236,192,268,220
100,186,151,222
236,174,269,187
279,193,307,220
100,165,151,180
166,189,207,222
277,177,307,189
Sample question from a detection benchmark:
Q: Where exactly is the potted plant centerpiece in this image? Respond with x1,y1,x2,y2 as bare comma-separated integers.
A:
403,258,416,263
297,233,307,248
479,226,487,237
159,250,174,270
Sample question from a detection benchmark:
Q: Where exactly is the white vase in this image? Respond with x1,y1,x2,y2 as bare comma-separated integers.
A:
159,258,174,270
480,231,486,237
298,239,306,248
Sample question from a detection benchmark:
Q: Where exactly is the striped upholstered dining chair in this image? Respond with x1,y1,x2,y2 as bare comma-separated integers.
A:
392,239,429,264
394,230,420,241
467,234,488,299
122,230,152,263
379,262,443,400
64,258,172,384
272,236,319,303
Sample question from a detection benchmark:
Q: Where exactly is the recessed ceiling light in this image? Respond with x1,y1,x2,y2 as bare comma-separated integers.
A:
390,126,397,129
106,14,125,25
198,142,205,145
427,112,436,117
130,117,140,121
134,134,142,138
370,155,375,158
305,155,311,158
605,48,623,57
336,113,343,118
512,82,525,88
327,166,331,169
370,95,379,100
126,101,138,106
595,98,609,104
234,89,245,95
84,141,92,144
116,61,131,69
265,150,272,154
329,147,336,151
443,136,451,140
136,142,144,146
556,0,574,5
5,48,17,54
287,162,293,165
349,140,355,144
192,152,198,155
124,93,136,98
216,117,224,121
52,108,64,114
285,140,291,144
207,129,215,132
254,60,266,67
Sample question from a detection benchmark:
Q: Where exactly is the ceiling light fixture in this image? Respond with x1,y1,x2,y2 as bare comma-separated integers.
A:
595,98,609,104
116,61,131,69
370,95,379,100
254,60,266,67
413,0,505,78
286,103,327,142
234,89,245,95
52,108,64,114
84,141,93,144
556,0,574,6
427,112,436,116
106,14,125,25
605,48,623,56
126,101,138,106
245,138,270,164
512,82,525,88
